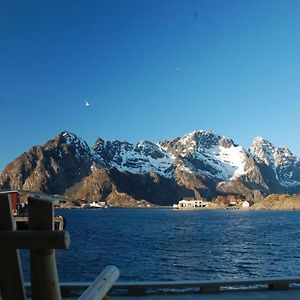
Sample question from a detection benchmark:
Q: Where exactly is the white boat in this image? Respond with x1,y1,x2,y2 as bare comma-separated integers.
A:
85,201,108,209
89,201,103,208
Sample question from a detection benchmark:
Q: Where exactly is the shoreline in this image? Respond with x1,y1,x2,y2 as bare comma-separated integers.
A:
55,193,300,211
55,205,300,211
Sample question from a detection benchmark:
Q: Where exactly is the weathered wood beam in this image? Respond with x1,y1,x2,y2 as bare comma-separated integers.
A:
0,194,26,300
0,230,70,250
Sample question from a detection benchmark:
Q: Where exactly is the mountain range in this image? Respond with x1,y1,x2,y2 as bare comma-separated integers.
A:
1,130,299,206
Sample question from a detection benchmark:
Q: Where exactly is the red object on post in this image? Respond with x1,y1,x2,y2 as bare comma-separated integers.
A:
8,191,20,215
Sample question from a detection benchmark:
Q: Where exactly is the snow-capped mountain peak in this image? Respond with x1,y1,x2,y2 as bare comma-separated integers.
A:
250,137,276,166
58,131,88,149
159,130,249,180
44,131,102,165
250,136,300,187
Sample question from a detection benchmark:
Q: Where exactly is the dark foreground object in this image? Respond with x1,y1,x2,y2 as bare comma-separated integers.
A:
0,191,119,300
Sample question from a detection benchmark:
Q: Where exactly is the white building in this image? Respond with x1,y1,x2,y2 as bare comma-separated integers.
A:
174,198,209,209
241,201,250,208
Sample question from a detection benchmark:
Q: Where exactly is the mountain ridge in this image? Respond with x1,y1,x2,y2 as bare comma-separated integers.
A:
1,130,299,206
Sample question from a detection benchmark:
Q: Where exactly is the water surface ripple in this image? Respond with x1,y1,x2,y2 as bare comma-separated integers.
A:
22,209,300,282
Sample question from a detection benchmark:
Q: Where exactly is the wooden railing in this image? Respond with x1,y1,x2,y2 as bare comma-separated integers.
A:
0,192,119,300
24,276,300,297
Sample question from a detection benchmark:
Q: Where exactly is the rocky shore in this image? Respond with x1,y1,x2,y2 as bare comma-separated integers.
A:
250,194,300,210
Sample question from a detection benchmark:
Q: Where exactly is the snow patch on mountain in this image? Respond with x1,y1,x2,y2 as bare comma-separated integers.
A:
169,131,248,180
93,139,175,177
212,144,248,179
190,143,248,180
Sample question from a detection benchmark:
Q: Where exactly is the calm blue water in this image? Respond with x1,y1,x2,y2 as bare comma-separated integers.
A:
22,209,300,282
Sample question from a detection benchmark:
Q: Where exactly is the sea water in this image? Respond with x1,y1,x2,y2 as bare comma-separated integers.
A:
22,208,300,282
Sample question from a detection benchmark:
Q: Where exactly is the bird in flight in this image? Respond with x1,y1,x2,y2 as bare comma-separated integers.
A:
85,100,90,107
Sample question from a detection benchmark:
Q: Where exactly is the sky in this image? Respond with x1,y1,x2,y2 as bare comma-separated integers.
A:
1,0,300,170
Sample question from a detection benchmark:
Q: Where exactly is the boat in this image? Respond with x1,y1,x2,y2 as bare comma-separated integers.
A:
82,200,109,209
89,201,104,208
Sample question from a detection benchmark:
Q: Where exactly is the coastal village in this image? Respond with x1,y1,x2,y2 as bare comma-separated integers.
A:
172,197,250,210
54,194,300,210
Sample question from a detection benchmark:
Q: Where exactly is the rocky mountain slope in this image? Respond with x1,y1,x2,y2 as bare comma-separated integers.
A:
1,130,299,206
250,137,300,189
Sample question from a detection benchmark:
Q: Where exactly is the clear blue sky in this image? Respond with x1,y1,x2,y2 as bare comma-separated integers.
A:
1,0,300,170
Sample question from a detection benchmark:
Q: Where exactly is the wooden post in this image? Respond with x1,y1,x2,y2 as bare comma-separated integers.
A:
78,266,119,300
28,196,61,300
200,286,220,293
268,282,289,290
0,194,26,300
